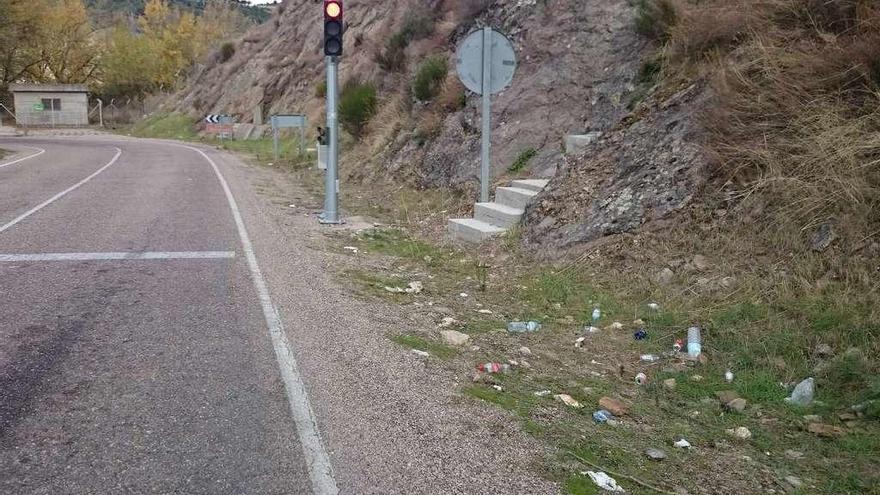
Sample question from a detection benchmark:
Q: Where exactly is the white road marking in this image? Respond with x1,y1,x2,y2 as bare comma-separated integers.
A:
183,144,339,495
0,251,235,262
0,146,46,169
0,147,122,234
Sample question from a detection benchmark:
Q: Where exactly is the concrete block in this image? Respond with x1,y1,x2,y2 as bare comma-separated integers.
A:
474,202,523,229
564,132,602,155
509,179,550,192
495,187,539,210
448,218,506,243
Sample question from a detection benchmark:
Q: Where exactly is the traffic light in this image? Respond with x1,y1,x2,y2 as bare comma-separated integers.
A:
324,0,343,57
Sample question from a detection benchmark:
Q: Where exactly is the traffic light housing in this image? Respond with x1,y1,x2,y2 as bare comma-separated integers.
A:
324,0,343,56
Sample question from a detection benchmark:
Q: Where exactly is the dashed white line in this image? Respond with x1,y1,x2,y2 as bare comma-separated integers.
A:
0,146,46,169
0,147,122,234
183,144,339,495
0,251,235,262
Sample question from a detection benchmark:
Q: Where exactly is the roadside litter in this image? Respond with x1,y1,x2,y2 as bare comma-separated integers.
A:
593,409,615,423
785,377,815,406
476,362,510,374
411,350,429,358
640,354,660,362
687,326,702,357
584,471,625,493
674,439,692,449
648,302,660,310
384,281,423,294
507,321,541,334
575,337,587,348
725,370,735,383
633,329,648,340
635,372,648,385
343,246,359,254
534,389,552,397
584,326,601,333
591,307,602,326
555,394,584,408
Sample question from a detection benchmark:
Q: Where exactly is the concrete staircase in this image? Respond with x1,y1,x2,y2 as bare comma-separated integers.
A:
448,179,549,243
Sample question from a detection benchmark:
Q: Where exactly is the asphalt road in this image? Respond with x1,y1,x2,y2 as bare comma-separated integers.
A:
0,136,559,495
0,138,316,494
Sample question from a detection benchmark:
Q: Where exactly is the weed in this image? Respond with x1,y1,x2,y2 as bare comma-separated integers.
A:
390,333,457,360
634,0,678,41
474,260,490,291
359,228,445,263
338,79,378,139
219,42,235,63
315,80,327,98
413,55,449,101
509,148,538,173
131,113,197,140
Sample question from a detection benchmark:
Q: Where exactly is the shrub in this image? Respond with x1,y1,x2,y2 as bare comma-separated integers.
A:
219,42,236,63
375,11,436,72
338,80,378,139
635,0,679,41
315,80,327,98
413,56,449,101
509,148,537,172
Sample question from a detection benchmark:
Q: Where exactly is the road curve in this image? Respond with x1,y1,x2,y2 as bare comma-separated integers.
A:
0,137,322,494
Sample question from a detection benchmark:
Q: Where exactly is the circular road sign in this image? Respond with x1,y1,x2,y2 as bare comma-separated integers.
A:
455,28,517,96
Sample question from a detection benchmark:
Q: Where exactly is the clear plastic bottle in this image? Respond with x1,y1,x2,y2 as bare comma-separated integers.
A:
687,326,702,358
507,321,541,333
591,307,601,326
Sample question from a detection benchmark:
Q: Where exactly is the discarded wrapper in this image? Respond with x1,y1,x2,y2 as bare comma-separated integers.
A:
584,471,625,493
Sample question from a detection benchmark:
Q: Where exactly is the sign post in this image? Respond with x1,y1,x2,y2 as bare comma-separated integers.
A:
270,114,308,160
455,27,517,203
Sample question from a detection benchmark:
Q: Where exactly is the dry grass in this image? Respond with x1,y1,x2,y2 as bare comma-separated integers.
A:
364,90,411,157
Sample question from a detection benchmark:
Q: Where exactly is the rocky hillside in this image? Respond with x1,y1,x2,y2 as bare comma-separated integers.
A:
171,0,702,249
171,0,878,264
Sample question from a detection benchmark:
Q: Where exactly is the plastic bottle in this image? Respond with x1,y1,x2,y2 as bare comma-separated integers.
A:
785,377,814,406
591,307,601,326
507,321,541,333
477,363,511,374
635,372,648,385
687,326,702,358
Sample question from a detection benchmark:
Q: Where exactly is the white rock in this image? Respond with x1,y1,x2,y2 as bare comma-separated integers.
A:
438,317,458,328
440,330,470,346
518,346,532,356
655,268,674,285
411,350,429,358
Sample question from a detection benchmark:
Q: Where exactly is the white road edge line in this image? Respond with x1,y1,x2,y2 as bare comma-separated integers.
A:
0,147,123,234
183,144,339,495
0,251,235,262
0,146,46,169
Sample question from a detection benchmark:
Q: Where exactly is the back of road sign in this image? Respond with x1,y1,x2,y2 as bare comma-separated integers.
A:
455,29,517,96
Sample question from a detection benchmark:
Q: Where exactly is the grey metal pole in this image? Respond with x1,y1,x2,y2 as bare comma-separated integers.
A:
321,55,341,224
300,125,305,156
480,27,492,203
273,125,279,161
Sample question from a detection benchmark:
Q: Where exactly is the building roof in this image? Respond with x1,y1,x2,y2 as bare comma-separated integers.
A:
9,83,89,93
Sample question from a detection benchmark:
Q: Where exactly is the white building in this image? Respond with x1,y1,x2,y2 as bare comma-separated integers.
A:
10,84,90,127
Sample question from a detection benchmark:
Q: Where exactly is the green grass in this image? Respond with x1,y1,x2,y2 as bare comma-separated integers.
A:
130,113,198,140
389,333,457,360
358,228,446,264
219,137,312,168
509,148,538,173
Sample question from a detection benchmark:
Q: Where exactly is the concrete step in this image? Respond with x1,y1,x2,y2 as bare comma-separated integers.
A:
448,218,506,243
495,186,539,210
474,202,524,229
509,179,550,192
564,132,602,155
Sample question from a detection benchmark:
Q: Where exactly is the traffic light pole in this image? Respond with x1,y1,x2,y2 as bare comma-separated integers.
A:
480,27,492,203
320,55,342,224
